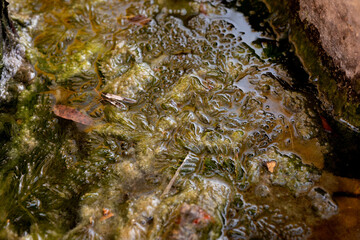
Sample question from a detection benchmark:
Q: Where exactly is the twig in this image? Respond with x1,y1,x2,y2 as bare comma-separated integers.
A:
161,153,191,198
102,93,137,104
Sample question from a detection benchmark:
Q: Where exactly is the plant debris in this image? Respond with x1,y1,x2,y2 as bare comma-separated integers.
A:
100,208,114,221
320,116,332,133
102,93,137,104
53,104,94,125
161,153,191,198
127,15,151,26
266,160,277,173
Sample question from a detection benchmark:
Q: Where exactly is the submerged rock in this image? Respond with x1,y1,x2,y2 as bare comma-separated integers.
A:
162,203,214,240
153,178,230,239
102,62,156,101
262,0,360,129
71,177,229,240
308,187,338,219
0,0,33,101
298,0,360,89
245,147,321,195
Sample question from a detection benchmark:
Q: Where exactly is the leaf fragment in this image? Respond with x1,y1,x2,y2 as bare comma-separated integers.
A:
266,160,276,173
53,104,94,125
320,116,332,133
127,15,151,26
100,208,114,221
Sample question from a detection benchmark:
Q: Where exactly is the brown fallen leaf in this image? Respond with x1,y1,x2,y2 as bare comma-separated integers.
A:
127,15,151,26
266,161,276,173
53,104,94,126
100,208,114,221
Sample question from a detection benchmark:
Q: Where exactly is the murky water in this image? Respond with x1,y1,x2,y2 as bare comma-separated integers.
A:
0,0,358,239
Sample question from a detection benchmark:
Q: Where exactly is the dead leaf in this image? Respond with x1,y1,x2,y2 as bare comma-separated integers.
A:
53,105,94,125
266,161,276,173
127,15,151,26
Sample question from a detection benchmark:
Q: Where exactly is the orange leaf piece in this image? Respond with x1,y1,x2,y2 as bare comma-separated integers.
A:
128,15,151,26
100,208,114,221
266,161,276,173
53,105,94,126
320,116,332,133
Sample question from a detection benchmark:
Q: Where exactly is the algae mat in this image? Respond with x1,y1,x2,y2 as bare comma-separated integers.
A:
0,0,348,239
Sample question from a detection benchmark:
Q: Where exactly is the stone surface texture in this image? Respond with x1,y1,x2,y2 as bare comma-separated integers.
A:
298,0,360,90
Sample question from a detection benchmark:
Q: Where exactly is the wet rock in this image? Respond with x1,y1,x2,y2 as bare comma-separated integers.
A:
151,178,230,239
245,147,321,196
308,187,338,219
298,0,360,91
263,0,360,129
254,184,270,197
75,177,230,239
162,203,214,240
226,194,313,239
119,196,160,239
102,62,156,101
1,0,32,101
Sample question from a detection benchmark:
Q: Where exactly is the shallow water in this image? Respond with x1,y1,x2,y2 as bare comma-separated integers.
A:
0,0,358,239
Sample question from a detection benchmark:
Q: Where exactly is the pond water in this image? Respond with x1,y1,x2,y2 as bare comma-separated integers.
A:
0,0,358,239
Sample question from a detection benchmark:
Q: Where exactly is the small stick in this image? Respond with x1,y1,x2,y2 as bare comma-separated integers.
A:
161,153,190,198
102,93,137,104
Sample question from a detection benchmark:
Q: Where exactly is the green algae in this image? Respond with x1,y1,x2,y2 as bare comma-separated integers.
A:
0,0,341,239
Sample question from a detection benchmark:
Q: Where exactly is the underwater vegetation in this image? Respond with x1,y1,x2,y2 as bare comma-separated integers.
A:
0,0,352,239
